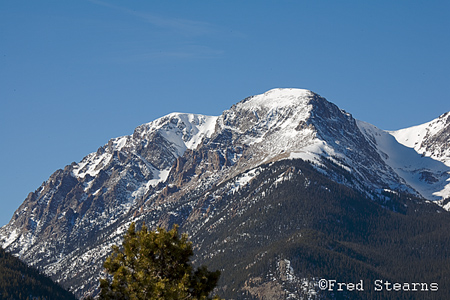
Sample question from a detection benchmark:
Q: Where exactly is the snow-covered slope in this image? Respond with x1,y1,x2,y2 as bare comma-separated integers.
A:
71,113,217,188
1,88,449,298
358,120,450,201
390,112,450,167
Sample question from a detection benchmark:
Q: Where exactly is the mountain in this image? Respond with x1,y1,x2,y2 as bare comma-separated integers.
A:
0,245,76,300
1,88,450,299
391,111,450,165
389,112,450,206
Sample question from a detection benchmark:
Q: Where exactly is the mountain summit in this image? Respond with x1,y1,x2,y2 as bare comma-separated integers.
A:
211,88,450,200
1,88,450,298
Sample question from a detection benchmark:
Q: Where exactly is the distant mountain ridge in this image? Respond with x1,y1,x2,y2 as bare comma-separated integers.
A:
358,118,450,203
391,111,450,165
1,88,450,299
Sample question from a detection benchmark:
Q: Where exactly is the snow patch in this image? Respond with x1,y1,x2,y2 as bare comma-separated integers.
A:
147,168,171,187
144,113,218,156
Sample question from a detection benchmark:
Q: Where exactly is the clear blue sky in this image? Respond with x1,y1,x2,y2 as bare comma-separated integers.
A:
1,1,449,226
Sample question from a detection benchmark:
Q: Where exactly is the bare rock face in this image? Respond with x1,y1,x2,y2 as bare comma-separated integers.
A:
1,88,450,299
417,112,450,163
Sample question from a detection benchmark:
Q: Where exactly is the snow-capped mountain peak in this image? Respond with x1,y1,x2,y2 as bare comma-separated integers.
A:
1,88,450,299
72,113,218,180
238,88,314,110
218,88,314,134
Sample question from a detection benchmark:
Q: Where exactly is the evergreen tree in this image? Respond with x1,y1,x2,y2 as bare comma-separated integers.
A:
99,222,221,300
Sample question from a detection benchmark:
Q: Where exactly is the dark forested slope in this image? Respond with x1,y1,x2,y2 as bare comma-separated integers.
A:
186,159,450,299
0,246,76,300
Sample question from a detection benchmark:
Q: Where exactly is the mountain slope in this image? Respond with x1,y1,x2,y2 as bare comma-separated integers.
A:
0,246,76,300
1,88,450,299
358,120,450,201
0,113,218,296
190,159,450,300
170,88,419,198
391,111,450,166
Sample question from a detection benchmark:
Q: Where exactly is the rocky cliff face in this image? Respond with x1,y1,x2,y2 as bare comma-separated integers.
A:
1,88,450,298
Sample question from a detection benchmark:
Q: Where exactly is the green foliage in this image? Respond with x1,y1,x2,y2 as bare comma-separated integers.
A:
99,223,221,300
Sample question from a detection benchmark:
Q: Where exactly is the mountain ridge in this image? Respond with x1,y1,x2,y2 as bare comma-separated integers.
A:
390,111,450,166
1,88,450,298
